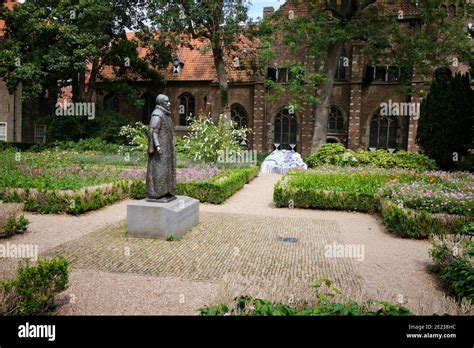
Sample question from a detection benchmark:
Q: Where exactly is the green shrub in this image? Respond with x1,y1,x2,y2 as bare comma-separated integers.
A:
257,152,271,166
45,138,124,153
306,144,437,171
306,143,355,167
199,280,412,316
130,166,259,204
0,257,69,315
274,170,398,213
119,122,148,153
1,180,135,215
274,169,471,238
379,199,470,239
183,114,249,163
458,153,474,172
416,70,473,170
43,109,133,144
430,235,473,302
2,215,30,237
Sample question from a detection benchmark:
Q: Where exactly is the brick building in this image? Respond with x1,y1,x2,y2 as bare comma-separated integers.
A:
0,0,22,143
1,0,471,154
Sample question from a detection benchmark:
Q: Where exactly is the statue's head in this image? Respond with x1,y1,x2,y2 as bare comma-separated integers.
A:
156,94,170,111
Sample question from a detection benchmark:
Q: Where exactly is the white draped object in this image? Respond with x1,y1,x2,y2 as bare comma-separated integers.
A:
260,150,308,174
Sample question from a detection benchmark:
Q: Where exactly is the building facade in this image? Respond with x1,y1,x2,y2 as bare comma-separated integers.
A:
0,0,22,143
1,0,471,154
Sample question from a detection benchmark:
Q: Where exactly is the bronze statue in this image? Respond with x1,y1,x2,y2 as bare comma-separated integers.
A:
146,94,177,202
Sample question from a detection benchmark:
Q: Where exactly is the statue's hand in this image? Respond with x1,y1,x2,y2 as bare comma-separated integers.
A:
155,145,162,155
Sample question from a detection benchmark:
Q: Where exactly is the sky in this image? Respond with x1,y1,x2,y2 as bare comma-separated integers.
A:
247,0,284,20
17,0,285,21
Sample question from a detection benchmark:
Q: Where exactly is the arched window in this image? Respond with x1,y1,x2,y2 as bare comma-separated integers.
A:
104,94,120,113
335,47,348,81
328,106,346,133
178,93,195,126
448,4,456,18
274,108,297,151
230,104,248,129
369,112,398,149
141,93,155,124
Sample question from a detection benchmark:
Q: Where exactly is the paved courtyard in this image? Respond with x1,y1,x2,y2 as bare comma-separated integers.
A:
45,213,360,289
1,174,471,315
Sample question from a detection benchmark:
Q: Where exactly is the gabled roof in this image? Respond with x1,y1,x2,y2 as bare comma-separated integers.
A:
0,0,19,36
99,32,258,83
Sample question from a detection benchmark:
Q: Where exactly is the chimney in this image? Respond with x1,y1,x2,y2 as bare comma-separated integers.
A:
263,6,274,18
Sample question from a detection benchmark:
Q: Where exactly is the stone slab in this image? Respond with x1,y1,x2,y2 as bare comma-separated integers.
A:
127,196,199,240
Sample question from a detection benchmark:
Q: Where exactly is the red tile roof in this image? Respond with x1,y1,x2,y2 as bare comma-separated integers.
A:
99,32,258,83
0,0,19,36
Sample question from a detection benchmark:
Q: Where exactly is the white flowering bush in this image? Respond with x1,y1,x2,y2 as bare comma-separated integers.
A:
119,122,148,153
183,114,249,163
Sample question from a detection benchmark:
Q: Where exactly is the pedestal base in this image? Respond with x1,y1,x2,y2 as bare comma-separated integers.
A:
127,196,199,240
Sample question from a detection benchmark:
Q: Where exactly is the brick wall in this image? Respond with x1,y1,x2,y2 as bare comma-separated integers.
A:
0,80,22,142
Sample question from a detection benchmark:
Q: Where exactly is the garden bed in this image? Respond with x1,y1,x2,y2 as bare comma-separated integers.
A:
0,149,259,214
274,167,473,238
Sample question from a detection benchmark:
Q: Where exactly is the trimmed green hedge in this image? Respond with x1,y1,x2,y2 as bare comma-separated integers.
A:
275,185,379,213
1,180,135,215
380,199,470,239
274,170,399,213
274,170,472,239
0,166,259,214
130,166,259,204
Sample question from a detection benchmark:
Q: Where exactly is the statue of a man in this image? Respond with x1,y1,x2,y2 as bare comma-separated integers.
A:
146,94,177,202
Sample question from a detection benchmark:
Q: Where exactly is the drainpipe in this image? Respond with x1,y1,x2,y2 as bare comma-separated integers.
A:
12,89,17,142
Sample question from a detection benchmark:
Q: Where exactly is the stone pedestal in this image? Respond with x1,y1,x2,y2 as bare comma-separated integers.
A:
127,196,199,240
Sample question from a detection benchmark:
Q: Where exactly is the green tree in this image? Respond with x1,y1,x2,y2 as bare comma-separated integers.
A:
417,69,473,170
144,0,255,118
0,0,168,104
260,0,472,152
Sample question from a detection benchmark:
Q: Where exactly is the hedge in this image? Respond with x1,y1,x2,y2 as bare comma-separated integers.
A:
130,166,259,204
0,166,259,214
379,199,470,239
274,171,472,239
274,184,379,213
0,180,135,215
430,234,474,303
0,257,69,315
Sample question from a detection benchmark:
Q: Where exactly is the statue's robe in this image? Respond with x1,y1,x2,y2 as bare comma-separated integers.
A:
146,106,176,199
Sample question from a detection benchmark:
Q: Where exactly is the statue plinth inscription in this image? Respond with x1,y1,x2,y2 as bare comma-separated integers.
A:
127,94,199,240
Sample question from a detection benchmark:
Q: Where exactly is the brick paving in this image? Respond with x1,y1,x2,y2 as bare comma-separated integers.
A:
45,212,361,291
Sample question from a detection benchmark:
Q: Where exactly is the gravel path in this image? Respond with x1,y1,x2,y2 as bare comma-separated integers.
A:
1,173,467,315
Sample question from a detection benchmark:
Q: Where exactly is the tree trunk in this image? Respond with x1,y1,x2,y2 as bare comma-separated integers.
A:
212,45,231,121
310,41,343,153
85,61,99,103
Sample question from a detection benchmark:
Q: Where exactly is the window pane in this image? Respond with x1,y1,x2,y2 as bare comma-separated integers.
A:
267,67,277,81
369,120,378,147
276,68,288,83
375,66,387,81
0,124,6,141
379,118,388,148
388,66,400,81
388,118,398,148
